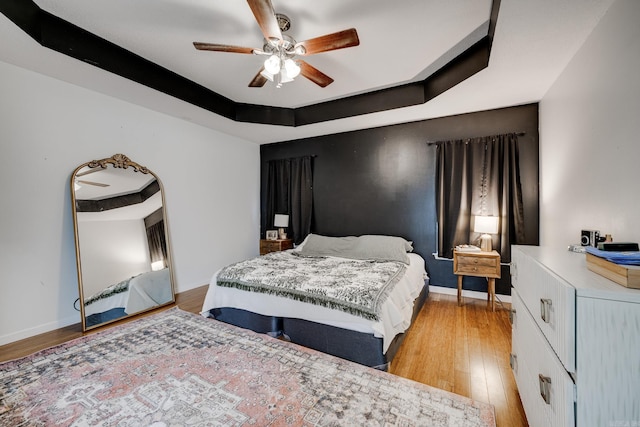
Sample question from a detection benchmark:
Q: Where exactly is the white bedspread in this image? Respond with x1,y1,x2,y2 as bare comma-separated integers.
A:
201,252,427,353
125,268,173,314
84,268,172,316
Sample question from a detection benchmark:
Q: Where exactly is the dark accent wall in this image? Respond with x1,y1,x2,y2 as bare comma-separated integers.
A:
261,104,539,295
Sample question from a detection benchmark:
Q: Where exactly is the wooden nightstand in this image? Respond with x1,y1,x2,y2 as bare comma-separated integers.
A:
453,249,501,311
260,239,293,255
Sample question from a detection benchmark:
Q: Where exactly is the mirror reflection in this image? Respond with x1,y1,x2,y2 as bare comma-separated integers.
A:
71,154,175,330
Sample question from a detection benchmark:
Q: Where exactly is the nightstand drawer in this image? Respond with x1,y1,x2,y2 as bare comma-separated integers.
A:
260,239,293,255
456,263,497,275
456,256,499,274
453,251,501,278
457,256,498,268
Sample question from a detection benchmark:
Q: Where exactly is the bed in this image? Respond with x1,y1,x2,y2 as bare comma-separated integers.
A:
0,308,495,426
201,234,429,369
84,268,172,326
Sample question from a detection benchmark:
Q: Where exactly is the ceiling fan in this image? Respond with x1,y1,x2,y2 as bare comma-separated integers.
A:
193,0,360,88
76,179,109,188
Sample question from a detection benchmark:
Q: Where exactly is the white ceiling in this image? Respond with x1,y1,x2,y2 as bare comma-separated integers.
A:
74,166,162,220
0,0,615,144
74,166,156,201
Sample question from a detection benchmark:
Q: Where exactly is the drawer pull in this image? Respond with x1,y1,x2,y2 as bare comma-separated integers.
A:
538,374,552,404
510,353,517,370
509,309,516,325
540,298,552,323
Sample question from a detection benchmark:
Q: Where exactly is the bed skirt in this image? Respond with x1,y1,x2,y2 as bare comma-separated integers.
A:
207,282,429,370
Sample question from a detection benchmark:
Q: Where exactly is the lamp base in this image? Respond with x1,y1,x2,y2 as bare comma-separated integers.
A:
278,228,287,240
480,234,493,252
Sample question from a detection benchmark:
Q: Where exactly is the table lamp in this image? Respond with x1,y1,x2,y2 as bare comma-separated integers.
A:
474,215,499,252
274,214,289,240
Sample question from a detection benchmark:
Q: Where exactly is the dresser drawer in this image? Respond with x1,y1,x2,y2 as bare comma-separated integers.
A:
512,290,575,427
511,246,576,373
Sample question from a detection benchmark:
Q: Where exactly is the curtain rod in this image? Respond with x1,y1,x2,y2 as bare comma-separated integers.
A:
267,154,317,161
426,131,526,146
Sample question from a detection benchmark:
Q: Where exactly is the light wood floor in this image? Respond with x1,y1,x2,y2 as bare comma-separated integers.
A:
0,286,527,426
390,292,528,427
0,286,209,363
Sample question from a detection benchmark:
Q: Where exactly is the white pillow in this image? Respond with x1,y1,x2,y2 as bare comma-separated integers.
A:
296,234,411,264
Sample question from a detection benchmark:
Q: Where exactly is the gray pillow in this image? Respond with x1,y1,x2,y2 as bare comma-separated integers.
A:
297,234,411,264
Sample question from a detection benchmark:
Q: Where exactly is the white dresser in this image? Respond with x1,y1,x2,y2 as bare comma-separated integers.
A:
510,245,640,427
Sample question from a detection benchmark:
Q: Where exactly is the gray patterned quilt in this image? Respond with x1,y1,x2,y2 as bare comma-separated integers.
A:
216,251,407,320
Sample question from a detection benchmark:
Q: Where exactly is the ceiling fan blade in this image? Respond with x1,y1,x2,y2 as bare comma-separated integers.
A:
246,0,282,43
76,167,104,177
249,68,268,87
295,28,360,55
299,61,334,88
193,42,255,54
77,180,110,187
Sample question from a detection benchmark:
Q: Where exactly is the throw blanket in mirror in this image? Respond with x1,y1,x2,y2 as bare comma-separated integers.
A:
216,251,407,320
84,277,130,306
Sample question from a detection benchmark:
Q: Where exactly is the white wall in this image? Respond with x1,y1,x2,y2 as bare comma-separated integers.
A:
78,219,150,297
539,0,640,248
0,60,260,345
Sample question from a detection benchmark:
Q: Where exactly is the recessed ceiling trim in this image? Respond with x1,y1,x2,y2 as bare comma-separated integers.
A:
1,0,501,128
76,179,160,213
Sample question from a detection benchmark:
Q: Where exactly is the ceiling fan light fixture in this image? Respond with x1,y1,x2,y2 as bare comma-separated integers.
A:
280,68,294,84
284,59,300,78
193,2,359,89
264,54,281,74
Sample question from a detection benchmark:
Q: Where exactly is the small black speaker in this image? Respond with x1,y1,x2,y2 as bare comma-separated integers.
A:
581,230,599,247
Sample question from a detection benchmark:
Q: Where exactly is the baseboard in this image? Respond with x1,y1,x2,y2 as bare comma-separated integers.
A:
0,315,79,347
429,285,512,304
0,286,205,347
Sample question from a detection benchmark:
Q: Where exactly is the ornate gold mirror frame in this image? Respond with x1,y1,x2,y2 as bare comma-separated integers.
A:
71,154,175,331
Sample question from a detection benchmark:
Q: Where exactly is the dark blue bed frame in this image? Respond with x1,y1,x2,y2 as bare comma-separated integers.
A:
206,281,429,370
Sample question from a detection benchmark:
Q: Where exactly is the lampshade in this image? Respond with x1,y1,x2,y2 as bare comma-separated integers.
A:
279,67,294,83
274,214,289,228
264,55,281,74
284,59,300,78
474,216,499,234
474,215,498,252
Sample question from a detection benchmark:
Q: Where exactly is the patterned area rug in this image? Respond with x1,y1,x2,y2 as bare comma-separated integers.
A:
0,308,495,426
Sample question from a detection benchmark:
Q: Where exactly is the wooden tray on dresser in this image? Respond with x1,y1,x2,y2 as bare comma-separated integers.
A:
586,253,640,289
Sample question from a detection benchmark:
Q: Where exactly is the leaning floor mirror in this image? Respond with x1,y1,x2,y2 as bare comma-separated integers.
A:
71,154,175,331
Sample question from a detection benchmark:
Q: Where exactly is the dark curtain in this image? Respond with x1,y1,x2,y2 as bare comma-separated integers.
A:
146,221,167,268
436,133,525,261
266,156,313,245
